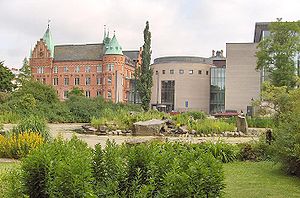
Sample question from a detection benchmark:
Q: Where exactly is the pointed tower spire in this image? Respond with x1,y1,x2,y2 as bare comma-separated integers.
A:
103,25,106,41
105,32,123,55
43,20,54,57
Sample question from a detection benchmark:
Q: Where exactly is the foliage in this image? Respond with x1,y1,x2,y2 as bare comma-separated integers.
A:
273,110,300,176
0,111,21,124
0,132,44,159
200,141,239,163
22,136,94,198
91,109,166,130
93,141,225,197
0,163,26,198
171,111,206,126
223,116,274,128
136,21,153,111
12,115,50,141
256,20,300,88
188,119,235,134
18,57,32,84
69,87,84,97
238,140,272,161
0,61,16,92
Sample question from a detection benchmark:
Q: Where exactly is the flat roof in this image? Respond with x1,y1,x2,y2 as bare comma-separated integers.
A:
153,56,211,64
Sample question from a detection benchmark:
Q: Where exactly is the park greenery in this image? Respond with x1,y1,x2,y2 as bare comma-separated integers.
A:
136,21,153,111
0,61,16,92
256,19,300,89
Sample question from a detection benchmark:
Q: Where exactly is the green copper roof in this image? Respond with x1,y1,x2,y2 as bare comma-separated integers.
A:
105,34,123,55
43,26,54,57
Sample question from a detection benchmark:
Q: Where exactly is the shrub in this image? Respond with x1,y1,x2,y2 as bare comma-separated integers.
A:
0,164,25,197
0,132,44,159
22,136,94,198
12,115,50,141
93,141,225,197
0,111,21,124
188,119,235,134
200,141,239,163
238,139,272,161
247,117,274,128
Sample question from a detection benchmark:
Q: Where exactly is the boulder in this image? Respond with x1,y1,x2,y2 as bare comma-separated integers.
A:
133,119,166,136
236,115,248,133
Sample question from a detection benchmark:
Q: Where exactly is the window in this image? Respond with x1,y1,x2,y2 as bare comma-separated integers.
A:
198,70,202,74
85,66,91,73
64,78,69,86
206,70,209,75
179,69,184,74
53,78,58,86
97,90,101,97
85,90,91,98
75,66,80,73
74,77,80,85
170,69,174,74
107,91,112,99
189,70,193,74
108,76,112,84
97,77,101,85
64,66,69,72
64,91,69,99
97,65,102,73
107,64,114,72
37,67,44,74
155,71,158,75
85,77,91,85
42,78,46,84
53,66,58,73
162,70,165,74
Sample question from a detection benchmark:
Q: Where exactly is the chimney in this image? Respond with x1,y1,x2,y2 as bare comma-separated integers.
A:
212,50,215,57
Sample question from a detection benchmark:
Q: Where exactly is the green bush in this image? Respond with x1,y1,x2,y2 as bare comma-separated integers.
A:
0,164,25,198
200,141,239,163
93,141,225,197
12,115,50,141
0,111,21,124
238,139,272,161
22,136,94,198
188,119,235,134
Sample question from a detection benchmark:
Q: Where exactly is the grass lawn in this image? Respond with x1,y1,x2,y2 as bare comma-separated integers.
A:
224,161,300,198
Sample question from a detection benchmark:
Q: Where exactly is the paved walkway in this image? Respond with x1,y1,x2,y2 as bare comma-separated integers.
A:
3,123,259,148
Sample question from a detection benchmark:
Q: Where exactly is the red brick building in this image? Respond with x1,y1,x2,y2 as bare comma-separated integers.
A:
29,25,142,102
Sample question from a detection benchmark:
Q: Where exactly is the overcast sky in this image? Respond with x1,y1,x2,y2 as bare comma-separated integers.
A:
1,0,299,68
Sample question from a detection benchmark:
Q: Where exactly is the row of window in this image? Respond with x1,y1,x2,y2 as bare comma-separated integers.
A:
156,69,209,75
37,65,111,74
63,90,112,99
54,77,113,86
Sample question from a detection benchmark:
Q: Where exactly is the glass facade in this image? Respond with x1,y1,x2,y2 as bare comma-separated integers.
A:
210,67,225,114
161,80,175,111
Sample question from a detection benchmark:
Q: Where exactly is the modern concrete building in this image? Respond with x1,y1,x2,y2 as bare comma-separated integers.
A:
225,43,260,114
150,56,223,113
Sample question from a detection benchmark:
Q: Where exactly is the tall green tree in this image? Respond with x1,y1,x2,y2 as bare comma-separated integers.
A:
0,61,15,92
136,21,153,111
256,20,300,89
18,57,32,83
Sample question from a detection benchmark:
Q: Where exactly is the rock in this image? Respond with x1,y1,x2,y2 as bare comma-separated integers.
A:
207,134,211,137
107,131,113,135
133,119,166,136
236,115,248,134
99,126,107,132
191,130,196,135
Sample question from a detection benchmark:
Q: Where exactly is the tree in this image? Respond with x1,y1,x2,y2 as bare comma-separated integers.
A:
18,57,32,83
256,20,300,89
0,61,15,92
136,21,153,111
69,87,84,97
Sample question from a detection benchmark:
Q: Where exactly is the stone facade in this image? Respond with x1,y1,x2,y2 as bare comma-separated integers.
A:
29,26,141,102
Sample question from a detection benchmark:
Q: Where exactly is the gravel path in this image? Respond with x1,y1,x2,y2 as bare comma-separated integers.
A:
3,123,258,148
